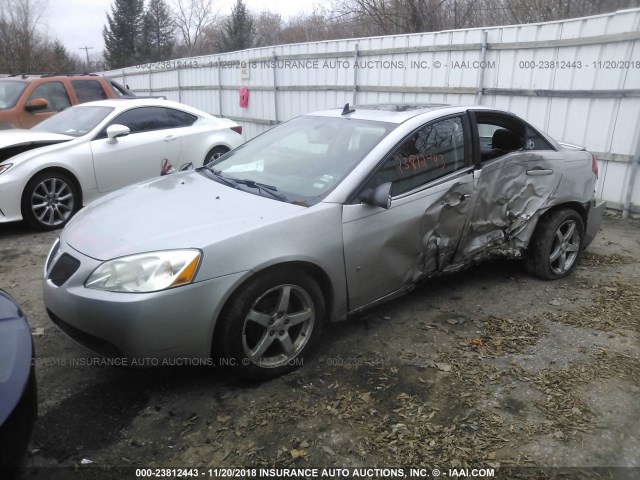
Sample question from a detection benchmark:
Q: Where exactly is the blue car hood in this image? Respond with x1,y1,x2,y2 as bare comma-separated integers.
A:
63,170,305,261
0,290,33,426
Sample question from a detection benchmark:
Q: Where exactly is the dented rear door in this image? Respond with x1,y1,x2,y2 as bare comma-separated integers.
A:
457,112,565,261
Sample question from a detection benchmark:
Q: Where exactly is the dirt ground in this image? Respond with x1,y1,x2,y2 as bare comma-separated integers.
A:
1,214,639,479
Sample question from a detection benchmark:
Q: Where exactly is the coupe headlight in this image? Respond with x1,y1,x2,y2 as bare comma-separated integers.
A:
0,163,13,175
85,249,201,293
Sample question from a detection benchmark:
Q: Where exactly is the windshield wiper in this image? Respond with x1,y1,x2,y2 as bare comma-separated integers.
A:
201,169,288,202
232,178,289,202
204,169,239,188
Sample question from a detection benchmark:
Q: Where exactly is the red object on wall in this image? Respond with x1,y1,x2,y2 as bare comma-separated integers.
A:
239,87,249,108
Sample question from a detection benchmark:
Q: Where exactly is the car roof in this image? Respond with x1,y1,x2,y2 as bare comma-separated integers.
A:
73,98,211,117
0,74,105,82
308,104,500,123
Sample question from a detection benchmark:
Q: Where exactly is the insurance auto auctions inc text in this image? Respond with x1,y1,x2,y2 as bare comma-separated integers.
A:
200,467,495,478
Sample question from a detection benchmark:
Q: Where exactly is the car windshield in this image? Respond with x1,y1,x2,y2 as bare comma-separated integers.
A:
0,81,27,110
32,105,114,137
208,115,397,206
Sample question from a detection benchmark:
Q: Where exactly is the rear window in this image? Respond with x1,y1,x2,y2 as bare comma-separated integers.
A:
167,108,197,127
71,80,108,103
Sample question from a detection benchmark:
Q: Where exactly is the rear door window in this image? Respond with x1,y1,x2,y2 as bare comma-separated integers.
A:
71,80,108,103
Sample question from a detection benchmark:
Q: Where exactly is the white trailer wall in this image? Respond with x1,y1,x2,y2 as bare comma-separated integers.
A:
103,8,640,216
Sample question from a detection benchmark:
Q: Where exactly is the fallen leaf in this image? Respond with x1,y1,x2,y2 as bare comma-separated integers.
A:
290,449,306,459
322,446,336,456
435,363,452,372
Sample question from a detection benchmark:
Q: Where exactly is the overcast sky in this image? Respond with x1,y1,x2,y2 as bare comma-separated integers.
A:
43,0,319,59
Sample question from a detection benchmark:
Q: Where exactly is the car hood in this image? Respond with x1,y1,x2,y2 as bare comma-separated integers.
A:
0,129,74,163
63,170,305,260
0,290,33,425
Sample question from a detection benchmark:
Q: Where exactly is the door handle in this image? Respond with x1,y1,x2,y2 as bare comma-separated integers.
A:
163,135,177,142
526,168,553,176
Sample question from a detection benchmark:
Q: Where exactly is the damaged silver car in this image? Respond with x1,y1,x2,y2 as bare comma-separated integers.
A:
43,104,604,380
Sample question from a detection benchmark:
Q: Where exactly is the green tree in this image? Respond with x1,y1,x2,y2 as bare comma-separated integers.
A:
219,0,254,52
49,40,76,72
103,0,145,69
139,0,175,62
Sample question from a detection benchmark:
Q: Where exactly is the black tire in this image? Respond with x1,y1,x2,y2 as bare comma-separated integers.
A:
203,146,230,166
21,171,79,231
525,208,585,280
215,267,325,381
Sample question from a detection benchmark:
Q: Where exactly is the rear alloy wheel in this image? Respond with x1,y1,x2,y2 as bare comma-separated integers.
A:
21,172,78,231
203,146,229,166
525,208,585,280
216,267,325,381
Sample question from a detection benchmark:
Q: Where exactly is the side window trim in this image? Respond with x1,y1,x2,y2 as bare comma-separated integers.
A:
348,113,471,204
93,107,171,140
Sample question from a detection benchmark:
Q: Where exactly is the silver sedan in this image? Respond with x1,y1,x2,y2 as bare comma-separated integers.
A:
43,104,604,380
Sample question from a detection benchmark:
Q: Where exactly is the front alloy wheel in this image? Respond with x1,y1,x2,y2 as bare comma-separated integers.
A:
242,284,315,368
217,267,325,380
21,172,78,231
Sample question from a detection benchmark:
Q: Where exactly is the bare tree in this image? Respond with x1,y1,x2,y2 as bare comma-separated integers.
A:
172,0,218,54
0,0,50,72
329,0,450,35
254,11,283,48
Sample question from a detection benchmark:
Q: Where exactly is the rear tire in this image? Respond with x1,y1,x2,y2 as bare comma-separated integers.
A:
204,146,229,166
525,208,585,280
21,171,79,231
215,267,325,381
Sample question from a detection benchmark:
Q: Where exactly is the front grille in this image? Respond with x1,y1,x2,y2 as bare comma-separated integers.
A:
48,253,80,286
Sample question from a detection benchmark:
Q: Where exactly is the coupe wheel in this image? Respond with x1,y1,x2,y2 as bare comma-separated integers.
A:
525,208,585,280
204,146,230,166
21,172,79,231
216,267,325,381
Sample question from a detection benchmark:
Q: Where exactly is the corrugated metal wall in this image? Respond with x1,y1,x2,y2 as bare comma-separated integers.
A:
103,8,640,215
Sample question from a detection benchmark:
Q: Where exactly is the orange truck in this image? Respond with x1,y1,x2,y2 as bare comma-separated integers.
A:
0,74,133,130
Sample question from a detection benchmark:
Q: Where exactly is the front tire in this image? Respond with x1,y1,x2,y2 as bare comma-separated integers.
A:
21,171,79,231
525,208,585,280
216,267,325,381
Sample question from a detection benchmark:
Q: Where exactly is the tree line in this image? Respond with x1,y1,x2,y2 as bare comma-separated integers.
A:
104,0,640,69
2,0,639,74
0,0,81,73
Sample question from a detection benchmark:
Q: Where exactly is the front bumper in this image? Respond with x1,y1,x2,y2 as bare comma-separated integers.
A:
42,239,248,361
0,173,25,223
584,200,605,249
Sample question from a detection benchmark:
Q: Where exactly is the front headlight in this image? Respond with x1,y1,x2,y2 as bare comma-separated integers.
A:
0,163,13,175
85,249,201,293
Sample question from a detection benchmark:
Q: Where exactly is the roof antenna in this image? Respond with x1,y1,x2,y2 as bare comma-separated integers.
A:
341,103,355,115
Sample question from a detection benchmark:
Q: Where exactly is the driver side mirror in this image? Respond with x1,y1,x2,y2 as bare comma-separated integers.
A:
106,124,130,143
24,98,48,112
360,182,392,209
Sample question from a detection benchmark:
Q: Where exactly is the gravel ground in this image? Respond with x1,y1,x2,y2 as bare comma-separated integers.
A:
0,215,638,480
